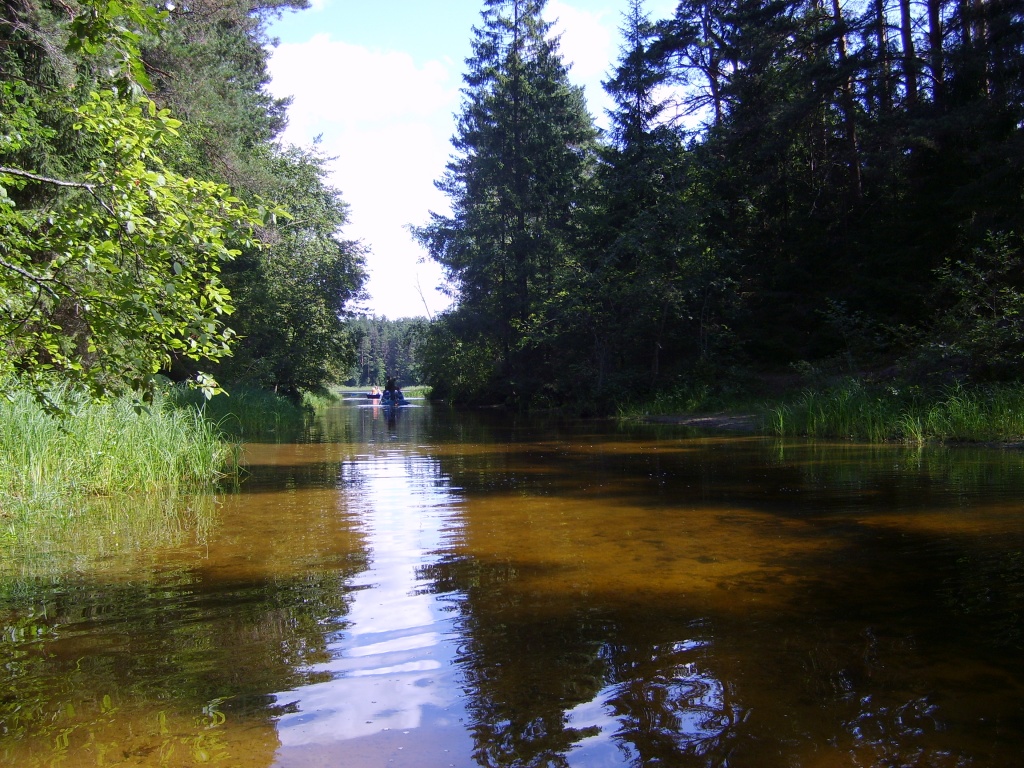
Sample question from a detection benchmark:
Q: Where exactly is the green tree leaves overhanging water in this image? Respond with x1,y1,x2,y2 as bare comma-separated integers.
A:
0,0,367,408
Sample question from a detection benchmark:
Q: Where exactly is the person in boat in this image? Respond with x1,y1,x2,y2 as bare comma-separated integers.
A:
383,377,406,405
369,385,381,398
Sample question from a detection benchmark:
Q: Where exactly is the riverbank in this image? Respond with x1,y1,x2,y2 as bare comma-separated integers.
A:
643,413,761,432
631,379,1024,445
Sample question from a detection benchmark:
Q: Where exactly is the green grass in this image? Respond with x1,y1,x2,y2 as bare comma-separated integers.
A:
766,381,1024,443
169,385,315,441
617,375,1024,444
616,379,758,420
0,383,234,551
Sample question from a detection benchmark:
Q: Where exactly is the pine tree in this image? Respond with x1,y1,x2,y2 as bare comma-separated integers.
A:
596,0,689,388
414,0,597,405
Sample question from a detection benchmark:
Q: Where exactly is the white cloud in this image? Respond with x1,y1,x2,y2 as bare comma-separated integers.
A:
268,36,459,319
546,1,615,84
266,2,685,319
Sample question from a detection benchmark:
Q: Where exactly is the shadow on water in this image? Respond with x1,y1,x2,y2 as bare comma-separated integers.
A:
2,400,1024,766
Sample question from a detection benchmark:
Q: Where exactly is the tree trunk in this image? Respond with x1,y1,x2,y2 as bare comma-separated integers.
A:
831,0,863,198
702,6,725,126
899,0,919,107
873,0,893,115
927,0,945,109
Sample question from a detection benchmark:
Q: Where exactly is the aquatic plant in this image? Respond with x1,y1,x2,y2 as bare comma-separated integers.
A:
0,384,234,526
168,385,313,440
767,381,1024,443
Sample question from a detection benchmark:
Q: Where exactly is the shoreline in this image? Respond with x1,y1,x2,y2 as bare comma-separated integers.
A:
641,413,760,432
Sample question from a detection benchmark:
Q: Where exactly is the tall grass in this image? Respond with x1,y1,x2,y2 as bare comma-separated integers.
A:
169,385,314,440
767,381,1024,443
616,381,735,419
0,385,234,526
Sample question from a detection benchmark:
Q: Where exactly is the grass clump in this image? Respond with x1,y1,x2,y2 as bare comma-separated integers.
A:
767,381,1024,443
0,384,234,526
616,373,758,420
169,385,316,441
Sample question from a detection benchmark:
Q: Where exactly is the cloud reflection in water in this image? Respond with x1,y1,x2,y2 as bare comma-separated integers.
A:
273,452,471,755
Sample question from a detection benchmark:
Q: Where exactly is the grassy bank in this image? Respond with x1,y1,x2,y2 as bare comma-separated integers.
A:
169,385,321,441
767,381,1024,443
619,377,1024,444
0,385,235,529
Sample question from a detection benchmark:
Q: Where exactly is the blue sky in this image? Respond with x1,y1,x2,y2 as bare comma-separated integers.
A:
266,0,677,319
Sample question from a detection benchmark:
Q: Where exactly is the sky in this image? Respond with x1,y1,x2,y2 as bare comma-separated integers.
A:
265,0,678,319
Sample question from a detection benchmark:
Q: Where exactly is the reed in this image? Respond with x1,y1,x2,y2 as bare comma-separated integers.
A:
0,384,234,525
169,385,312,440
766,381,1024,443
617,381,723,419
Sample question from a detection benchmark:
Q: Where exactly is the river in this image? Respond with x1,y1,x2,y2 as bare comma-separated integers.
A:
2,398,1024,767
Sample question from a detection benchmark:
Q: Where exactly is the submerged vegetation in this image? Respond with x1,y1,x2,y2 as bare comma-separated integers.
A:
1,493,220,579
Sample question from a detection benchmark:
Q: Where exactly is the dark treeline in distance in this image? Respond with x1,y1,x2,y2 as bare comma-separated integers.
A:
347,317,428,388
415,0,1024,412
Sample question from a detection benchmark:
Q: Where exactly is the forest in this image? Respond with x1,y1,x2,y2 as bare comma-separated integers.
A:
346,316,428,389
2,0,1023,417
1,0,367,408
416,0,1024,412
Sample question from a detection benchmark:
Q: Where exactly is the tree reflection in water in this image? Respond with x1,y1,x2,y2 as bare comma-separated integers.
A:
420,554,743,767
414,429,1024,767
5,405,1024,766
594,637,743,766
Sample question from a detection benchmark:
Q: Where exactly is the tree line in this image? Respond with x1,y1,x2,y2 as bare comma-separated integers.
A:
347,316,428,388
1,0,367,407
414,0,1024,411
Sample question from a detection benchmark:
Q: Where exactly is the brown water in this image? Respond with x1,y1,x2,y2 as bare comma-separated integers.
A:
3,399,1024,767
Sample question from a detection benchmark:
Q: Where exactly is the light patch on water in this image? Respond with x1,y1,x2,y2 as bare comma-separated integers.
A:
274,450,470,752
346,631,443,657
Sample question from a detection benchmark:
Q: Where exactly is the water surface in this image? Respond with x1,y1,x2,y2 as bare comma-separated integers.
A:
3,400,1024,766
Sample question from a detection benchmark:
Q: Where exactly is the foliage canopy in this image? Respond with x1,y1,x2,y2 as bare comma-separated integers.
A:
418,0,1024,410
0,0,366,406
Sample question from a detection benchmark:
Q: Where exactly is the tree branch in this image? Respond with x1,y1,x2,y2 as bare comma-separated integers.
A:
0,255,59,297
0,166,95,190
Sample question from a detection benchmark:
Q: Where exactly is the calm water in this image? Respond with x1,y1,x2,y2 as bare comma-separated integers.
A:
3,400,1024,767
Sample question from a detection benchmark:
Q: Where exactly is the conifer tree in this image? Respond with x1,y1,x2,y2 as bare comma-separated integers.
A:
596,0,694,390
414,0,597,405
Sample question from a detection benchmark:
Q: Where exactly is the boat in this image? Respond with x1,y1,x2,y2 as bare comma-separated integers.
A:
365,392,381,399
380,390,409,407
